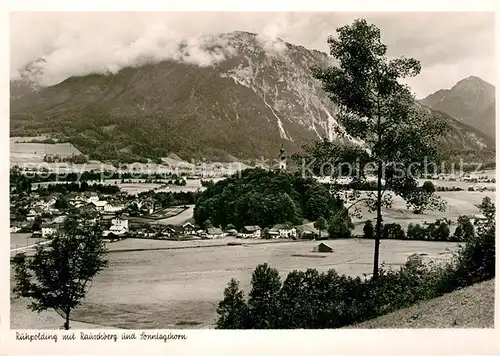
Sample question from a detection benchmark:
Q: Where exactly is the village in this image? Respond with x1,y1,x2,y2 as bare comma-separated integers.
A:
9,184,303,243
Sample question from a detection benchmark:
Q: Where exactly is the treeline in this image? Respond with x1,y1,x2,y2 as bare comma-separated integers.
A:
194,168,348,229
44,154,89,164
137,190,201,207
10,169,189,184
37,182,121,195
216,197,495,329
361,216,476,242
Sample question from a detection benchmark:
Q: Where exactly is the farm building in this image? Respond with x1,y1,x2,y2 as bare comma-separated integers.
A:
92,200,108,211
242,225,262,238
104,203,125,213
183,222,195,234
269,224,297,239
206,227,225,239
297,225,320,239
110,217,129,234
313,242,333,253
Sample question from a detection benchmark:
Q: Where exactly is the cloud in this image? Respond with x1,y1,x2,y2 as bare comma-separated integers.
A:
10,12,495,97
11,13,236,85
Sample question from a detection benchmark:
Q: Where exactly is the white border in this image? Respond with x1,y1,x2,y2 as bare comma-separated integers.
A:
2,1,499,355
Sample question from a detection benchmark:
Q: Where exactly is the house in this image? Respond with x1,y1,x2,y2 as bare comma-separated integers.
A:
92,201,108,211
206,227,226,239
269,224,297,239
138,198,156,215
110,217,129,234
313,242,333,253
86,193,99,204
242,225,262,238
160,226,176,238
226,228,238,236
103,217,129,238
104,203,125,213
297,225,318,239
26,211,37,221
165,227,176,235
41,223,58,238
183,222,195,234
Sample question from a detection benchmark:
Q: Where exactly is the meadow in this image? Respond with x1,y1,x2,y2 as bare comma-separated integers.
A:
10,237,459,329
10,137,82,165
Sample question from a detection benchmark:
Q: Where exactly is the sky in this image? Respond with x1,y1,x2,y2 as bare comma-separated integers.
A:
10,11,495,99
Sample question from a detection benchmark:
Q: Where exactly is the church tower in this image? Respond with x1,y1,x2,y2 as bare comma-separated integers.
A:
278,145,287,171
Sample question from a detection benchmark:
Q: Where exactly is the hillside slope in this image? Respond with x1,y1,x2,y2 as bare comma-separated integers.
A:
10,32,495,163
346,279,495,328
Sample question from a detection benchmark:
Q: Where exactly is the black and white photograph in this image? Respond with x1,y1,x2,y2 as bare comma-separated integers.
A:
5,7,496,348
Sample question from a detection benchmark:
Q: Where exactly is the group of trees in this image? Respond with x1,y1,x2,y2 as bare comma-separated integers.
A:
362,213,479,242
43,154,89,164
216,197,496,329
136,190,200,207
37,182,121,195
194,168,350,230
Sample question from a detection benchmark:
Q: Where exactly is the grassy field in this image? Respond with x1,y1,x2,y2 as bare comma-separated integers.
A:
346,279,495,328
10,138,83,165
10,237,459,329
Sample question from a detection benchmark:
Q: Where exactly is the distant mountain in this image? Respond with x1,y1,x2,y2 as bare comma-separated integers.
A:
9,32,495,163
420,76,495,139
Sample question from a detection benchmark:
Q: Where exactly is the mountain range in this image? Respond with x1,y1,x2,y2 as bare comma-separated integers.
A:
420,76,495,140
9,31,496,164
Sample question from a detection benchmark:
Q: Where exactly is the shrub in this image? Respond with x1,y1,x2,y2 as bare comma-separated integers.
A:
432,221,451,241
363,220,374,239
407,223,427,240
453,215,475,242
328,210,354,239
382,223,406,240
422,180,435,193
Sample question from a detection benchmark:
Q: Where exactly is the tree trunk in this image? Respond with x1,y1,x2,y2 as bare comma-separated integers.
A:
64,310,70,330
373,160,383,279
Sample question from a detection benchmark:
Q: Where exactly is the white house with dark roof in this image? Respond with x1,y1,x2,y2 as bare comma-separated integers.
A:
183,222,195,234
269,224,297,239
